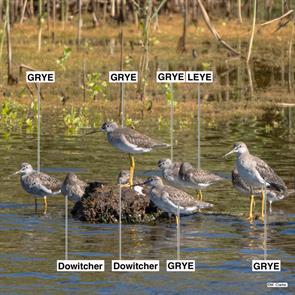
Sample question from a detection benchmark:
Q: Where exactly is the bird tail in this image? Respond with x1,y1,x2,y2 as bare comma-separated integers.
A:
268,182,286,193
153,143,170,148
287,189,295,197
199,201,214,209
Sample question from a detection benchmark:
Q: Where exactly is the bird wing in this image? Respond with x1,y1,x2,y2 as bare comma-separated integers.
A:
66,180,87,198
165,186,201,208
253,156,287,192
120,128,168,149
37,172,62,194
189,169,223,184
179,162,193,180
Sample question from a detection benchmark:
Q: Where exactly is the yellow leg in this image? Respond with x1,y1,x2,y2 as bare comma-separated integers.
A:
247,195,255,221
198,190,203,201
34,198,38,212
260,190,265,221
195,190,199,199
176,215,179,225
43,196,48,214
128,154,135,187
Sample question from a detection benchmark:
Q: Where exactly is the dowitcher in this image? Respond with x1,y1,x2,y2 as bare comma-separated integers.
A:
14,163,62,212
178,162,224,201
99,122,169,186
232,168,291,213
61,173,87,202
142,176,213,224
117,170,145,195
224,142,286,220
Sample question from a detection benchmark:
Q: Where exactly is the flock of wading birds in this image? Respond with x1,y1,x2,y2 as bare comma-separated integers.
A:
13,122,293,223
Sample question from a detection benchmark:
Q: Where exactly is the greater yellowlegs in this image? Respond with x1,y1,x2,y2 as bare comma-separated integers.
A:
232,168,291,213
99,122,169,186
224,142,286,220
178,162,224,201
61,173,87,202
14,163,62,212
158,158,182,186
142,176,213,224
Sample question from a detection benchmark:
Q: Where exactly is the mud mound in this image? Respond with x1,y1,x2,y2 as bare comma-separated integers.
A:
71,184,164,223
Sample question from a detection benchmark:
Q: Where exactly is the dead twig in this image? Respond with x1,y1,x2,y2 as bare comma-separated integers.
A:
197,0,240,56
260,10,293,27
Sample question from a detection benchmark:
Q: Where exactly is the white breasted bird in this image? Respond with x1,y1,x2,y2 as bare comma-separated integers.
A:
14,163,62,213
224,142,287,221
96,122,169,186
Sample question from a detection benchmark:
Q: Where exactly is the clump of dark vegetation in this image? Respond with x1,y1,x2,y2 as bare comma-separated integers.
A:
71,184,164,224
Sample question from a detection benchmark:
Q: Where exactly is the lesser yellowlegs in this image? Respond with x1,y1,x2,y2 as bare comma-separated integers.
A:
14,163,62,212
232,168,291,213
142,176,213,224
61,173,87,202
224,142,286,220
99,122,169,186
178,162,224,201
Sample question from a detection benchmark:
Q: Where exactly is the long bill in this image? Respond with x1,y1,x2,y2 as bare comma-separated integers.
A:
130,180,151,187
86,127,105,135
223,149,235,158
8,170,21,178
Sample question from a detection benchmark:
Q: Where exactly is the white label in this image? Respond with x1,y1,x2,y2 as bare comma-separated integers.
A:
112,260,160,272
156,71,186,83
26,71,55,83
252,260,281,272
109,71,138,83
267,282,288,288
166,260,195,272
56,260,105,272
185,71,213,83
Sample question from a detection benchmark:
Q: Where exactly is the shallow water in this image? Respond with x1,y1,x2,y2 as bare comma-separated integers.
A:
0,114,294,294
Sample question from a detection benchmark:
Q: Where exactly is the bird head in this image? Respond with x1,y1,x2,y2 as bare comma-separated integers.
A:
157,158,172,170
117,170,130,185
65,172,78,182
142,176,164,187
224,142,248,158
14,163,34,176
100,122,119,133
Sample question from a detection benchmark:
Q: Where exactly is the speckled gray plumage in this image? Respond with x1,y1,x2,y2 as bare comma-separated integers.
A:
147,177,213,215
61,173,87,202
179,162,224,188
160,161,182,185
107,127,169,153
21,171,61,197
232,168,290,204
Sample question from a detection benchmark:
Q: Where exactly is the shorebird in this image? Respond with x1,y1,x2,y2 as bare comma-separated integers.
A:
99,122,169,186
61,173,87,202
158,158,182,186
178,162,224,201
232,168,291,213
141,176,213,224
224,142,287,220
14,163,62,212
117,170,145,195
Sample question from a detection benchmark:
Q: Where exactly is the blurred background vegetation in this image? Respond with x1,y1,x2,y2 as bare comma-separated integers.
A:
0,0,294,132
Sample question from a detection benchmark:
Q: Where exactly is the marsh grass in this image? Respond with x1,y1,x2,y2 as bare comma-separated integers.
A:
0,15,294,131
